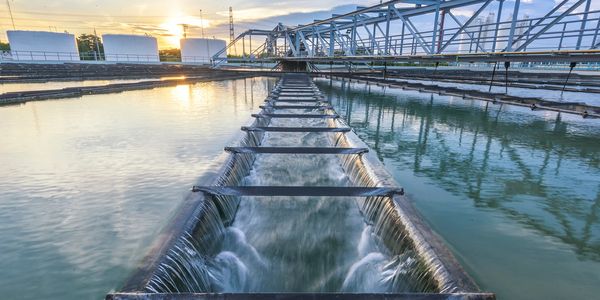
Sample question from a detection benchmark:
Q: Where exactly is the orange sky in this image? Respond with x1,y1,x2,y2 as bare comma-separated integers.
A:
0,0,379,49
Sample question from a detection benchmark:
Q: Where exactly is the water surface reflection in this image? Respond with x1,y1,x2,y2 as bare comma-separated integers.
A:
0,77,275,300
317,78,600,300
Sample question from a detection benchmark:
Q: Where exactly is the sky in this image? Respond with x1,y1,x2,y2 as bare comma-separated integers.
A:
0,0,597,49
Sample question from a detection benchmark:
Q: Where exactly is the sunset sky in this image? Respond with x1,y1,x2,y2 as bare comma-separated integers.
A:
1,0,597,49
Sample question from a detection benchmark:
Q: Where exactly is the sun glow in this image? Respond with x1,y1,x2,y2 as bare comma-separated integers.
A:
159,16,212,49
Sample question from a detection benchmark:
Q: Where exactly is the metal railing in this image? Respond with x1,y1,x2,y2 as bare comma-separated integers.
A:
0,50,227,65
212,0,600,65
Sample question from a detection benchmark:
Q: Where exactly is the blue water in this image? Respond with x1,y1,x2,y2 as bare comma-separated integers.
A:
317,78,600,300
1,75,599,300
0,77,275,300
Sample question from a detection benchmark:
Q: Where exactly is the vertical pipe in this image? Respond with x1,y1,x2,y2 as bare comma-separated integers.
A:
576,0,592,50
506,0,521,51
562,62,577,96
504,61,510,94
492,0,505,52
489,62,498,92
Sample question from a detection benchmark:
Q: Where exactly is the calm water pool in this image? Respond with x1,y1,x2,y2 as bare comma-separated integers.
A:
0,79,164,94
0,77,275,300
316,78,600,300
1,75,598,299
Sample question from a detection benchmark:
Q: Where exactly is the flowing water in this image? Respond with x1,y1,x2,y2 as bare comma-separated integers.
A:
3,74,598,299
316,78,600,300
0,77,275,300
145,79,439,294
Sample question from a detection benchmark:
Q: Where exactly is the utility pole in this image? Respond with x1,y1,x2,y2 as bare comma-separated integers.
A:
93,28,101,60
229,6,236,55
199,9,205,38
6,0,16,30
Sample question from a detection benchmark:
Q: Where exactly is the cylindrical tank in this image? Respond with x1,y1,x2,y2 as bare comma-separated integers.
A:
180,38,227,64
6,30,79,61
102,34,159,62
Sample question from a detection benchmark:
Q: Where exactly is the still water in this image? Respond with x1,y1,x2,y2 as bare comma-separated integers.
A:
0,77,275,300
0,79,163,94
316,78,600,300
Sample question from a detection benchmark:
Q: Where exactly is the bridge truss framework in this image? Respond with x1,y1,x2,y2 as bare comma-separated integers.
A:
213,0,600,66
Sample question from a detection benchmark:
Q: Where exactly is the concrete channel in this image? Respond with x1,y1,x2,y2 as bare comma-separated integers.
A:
106,73,495,299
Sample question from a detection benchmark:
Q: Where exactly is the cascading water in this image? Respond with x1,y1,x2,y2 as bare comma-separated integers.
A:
124,75,486,299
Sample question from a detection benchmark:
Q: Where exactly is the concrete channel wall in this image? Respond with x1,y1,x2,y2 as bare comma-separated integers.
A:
106,74,495,300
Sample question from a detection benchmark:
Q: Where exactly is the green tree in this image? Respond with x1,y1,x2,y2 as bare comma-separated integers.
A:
0,41,9,51
76,34,103,60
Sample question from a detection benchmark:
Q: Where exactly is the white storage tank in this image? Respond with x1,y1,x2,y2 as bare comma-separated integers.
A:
7,30,79,61
180,38,227,64
102,34,159,62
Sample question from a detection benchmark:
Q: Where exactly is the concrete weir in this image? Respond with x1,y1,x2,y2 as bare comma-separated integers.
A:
107,73,495,300
0,69,270,106
323,74,600,119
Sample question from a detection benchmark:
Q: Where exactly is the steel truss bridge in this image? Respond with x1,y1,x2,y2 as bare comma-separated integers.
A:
212,0,600,67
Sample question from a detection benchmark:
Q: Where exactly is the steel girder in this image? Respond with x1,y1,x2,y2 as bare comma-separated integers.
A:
213,0,600,64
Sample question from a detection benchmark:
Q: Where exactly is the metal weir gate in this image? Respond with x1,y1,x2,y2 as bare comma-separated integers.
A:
213,0,600,66
107,74,495,299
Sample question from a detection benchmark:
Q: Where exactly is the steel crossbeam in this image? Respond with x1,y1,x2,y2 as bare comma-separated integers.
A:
212,0,600,65
224,147,369,154
191,186,403,197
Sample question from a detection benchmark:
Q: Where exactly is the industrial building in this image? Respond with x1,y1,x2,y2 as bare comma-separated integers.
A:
102,34,159,62
6,30,79,61
180,38,227,64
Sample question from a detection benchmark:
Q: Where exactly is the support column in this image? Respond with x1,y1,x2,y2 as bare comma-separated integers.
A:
242,36,246,57
437,9,446,53
506,0,521,51
400,22,405,55
384,5,391,55
492,0,505,52
576,0,592,50
351,16,358,55
431,1,441,53
592,18,600,48
329,24,335,56
559,23,567,50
